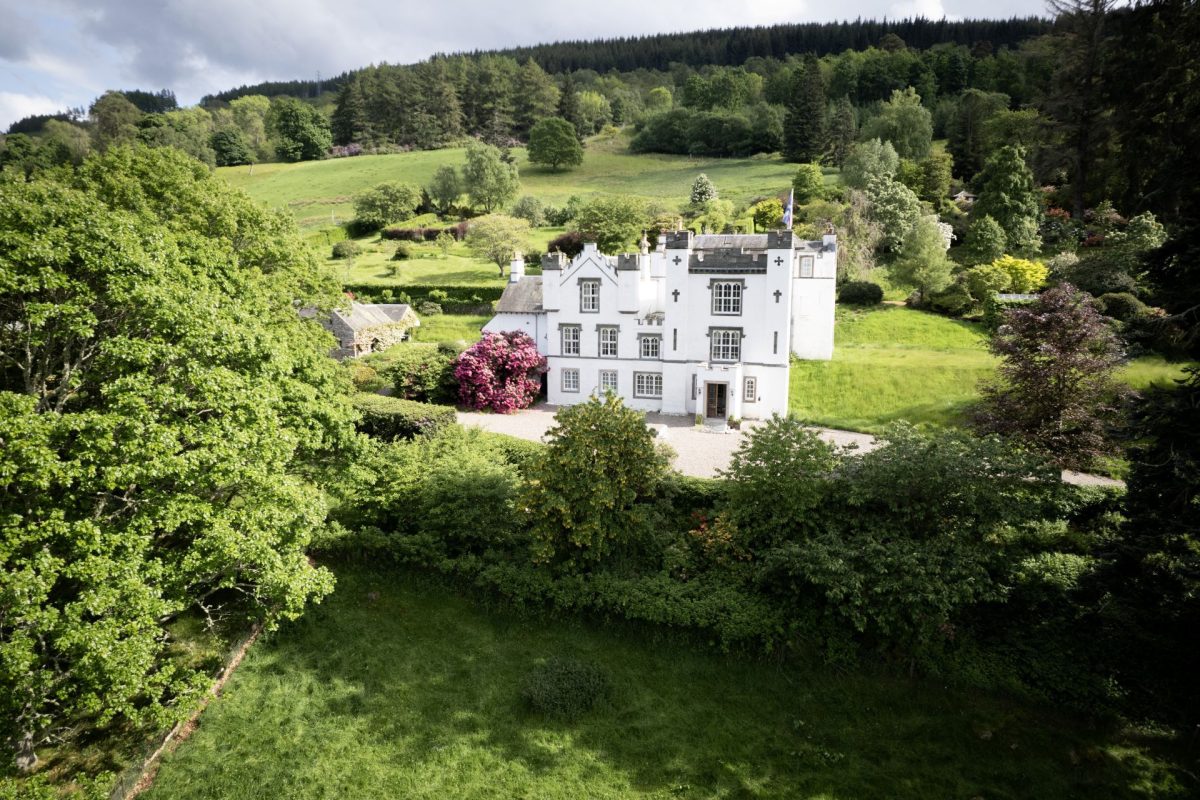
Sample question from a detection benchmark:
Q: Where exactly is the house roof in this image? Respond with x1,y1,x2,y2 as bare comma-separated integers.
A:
335,302,416,331
694,233,770,250
495,276,543,313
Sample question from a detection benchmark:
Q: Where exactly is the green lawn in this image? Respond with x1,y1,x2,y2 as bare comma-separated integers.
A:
142,566,1188,800
328,227,565,288
409,313,489,343
789,306,1190,433
218,131,815,230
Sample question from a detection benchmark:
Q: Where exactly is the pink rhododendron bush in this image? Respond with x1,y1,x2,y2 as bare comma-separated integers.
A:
454,331,547,413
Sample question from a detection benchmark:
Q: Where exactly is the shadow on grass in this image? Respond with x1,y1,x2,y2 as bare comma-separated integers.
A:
145,567,1192,800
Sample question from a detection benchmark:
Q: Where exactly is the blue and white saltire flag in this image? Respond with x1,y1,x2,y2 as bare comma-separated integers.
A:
783,188,794,230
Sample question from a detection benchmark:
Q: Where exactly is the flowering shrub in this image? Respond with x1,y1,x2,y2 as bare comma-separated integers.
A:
329,143,364,158
454,331,546,413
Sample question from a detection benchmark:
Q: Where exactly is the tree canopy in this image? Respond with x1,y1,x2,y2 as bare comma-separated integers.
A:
0,146,354,771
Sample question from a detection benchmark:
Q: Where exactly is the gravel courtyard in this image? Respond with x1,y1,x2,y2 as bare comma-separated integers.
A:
455,405,1123,487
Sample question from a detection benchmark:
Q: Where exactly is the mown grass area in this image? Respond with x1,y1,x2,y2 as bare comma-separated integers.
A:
408,313,489,343
218,131,819,230
142,566,1189,800
789,306,1190,433
330,227,565,287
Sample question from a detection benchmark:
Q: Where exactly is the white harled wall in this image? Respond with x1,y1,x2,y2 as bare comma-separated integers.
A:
519,234,835,420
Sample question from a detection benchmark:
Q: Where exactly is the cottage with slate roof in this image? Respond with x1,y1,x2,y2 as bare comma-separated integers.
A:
484,229,835,421
314,302,420,359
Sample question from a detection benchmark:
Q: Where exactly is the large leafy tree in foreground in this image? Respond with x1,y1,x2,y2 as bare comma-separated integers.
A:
0,146,354,771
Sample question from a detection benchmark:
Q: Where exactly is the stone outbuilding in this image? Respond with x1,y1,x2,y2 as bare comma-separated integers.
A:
311,302,420,359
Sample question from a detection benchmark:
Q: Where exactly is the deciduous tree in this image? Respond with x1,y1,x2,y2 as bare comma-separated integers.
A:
973,145,1043,255
464,141,520,213
972,283,1129,468
465,214,531,275
522,395,669,567
526,117,583,171
0,145,350,771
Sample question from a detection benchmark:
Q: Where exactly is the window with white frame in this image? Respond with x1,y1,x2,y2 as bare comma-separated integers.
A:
799,256,814,278
598,326,618,358
710,328,741,362
561,368,580,392
634,372,663,398
599,370,618,394
561,325,580,355
580,280,600,312
743,376,757,402
639,335,661,359
711,280,743,315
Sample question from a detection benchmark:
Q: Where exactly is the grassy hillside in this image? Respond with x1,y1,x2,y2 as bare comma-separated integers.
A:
142,567,1189,800
218,132,818,230
789,306,1189,433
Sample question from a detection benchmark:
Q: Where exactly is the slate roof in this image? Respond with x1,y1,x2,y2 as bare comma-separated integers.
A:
693,234,770,250
495,276,543,313
335,303,415,331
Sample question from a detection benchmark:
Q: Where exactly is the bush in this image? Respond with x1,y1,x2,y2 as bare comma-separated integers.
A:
351,394,456,440
417,301,443,316
380,343,457,403
547,230,584,258
342,283,504,312
353,182,422,232
392,242,412,261
1096,292,1148,322
510,196,546,227
473,431,547,476
381,222,468,242
454,330,546,413
837,281,884,305
520,657,611,721
344,361,385,392
332,240,361,259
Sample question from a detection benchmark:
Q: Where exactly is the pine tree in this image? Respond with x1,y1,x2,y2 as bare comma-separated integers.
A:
514,59,561,136
783,54,826,163
826,96,857,166
331,77,368,146
973,145,1043,255
557,73,585,142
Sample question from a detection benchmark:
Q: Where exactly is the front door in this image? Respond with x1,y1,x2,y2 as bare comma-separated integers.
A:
705,382,727,419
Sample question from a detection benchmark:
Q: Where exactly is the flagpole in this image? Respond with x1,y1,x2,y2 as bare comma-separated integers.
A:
784,189,794,231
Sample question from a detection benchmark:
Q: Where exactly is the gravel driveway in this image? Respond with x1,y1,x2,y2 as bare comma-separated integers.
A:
456,405,1123,488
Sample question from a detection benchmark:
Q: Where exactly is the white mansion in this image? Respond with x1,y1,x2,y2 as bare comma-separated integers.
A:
484,229,836,421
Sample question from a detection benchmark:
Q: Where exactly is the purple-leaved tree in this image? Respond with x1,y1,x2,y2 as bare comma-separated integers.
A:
972,283,1132,469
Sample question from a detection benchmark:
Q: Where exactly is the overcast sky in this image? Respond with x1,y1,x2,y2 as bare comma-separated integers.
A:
0,0,1049,129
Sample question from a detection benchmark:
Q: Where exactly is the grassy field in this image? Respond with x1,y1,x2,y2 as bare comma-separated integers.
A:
329,227,565,287
142,566,1189,800
219,132,820,231
788,306,1190,433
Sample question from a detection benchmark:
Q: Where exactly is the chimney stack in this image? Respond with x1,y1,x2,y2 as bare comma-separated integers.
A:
509,251,525,283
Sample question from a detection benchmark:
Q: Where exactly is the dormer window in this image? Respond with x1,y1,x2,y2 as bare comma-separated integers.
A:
580,280,600,312
712,280,743,315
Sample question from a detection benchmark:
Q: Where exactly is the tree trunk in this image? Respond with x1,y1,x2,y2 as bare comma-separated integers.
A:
16,732,37,773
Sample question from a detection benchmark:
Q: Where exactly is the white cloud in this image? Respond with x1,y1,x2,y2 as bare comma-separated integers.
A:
0,0,1044,123
0,91,66,128
889,0,959,20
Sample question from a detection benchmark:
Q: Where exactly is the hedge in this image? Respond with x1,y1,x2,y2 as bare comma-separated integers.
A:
381,221,469,242
351,393,456,440
343,283,505,313
837,281,884,306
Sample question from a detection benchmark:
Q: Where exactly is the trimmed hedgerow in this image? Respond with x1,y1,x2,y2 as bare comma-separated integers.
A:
381,222,469,242
351,394,455,440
